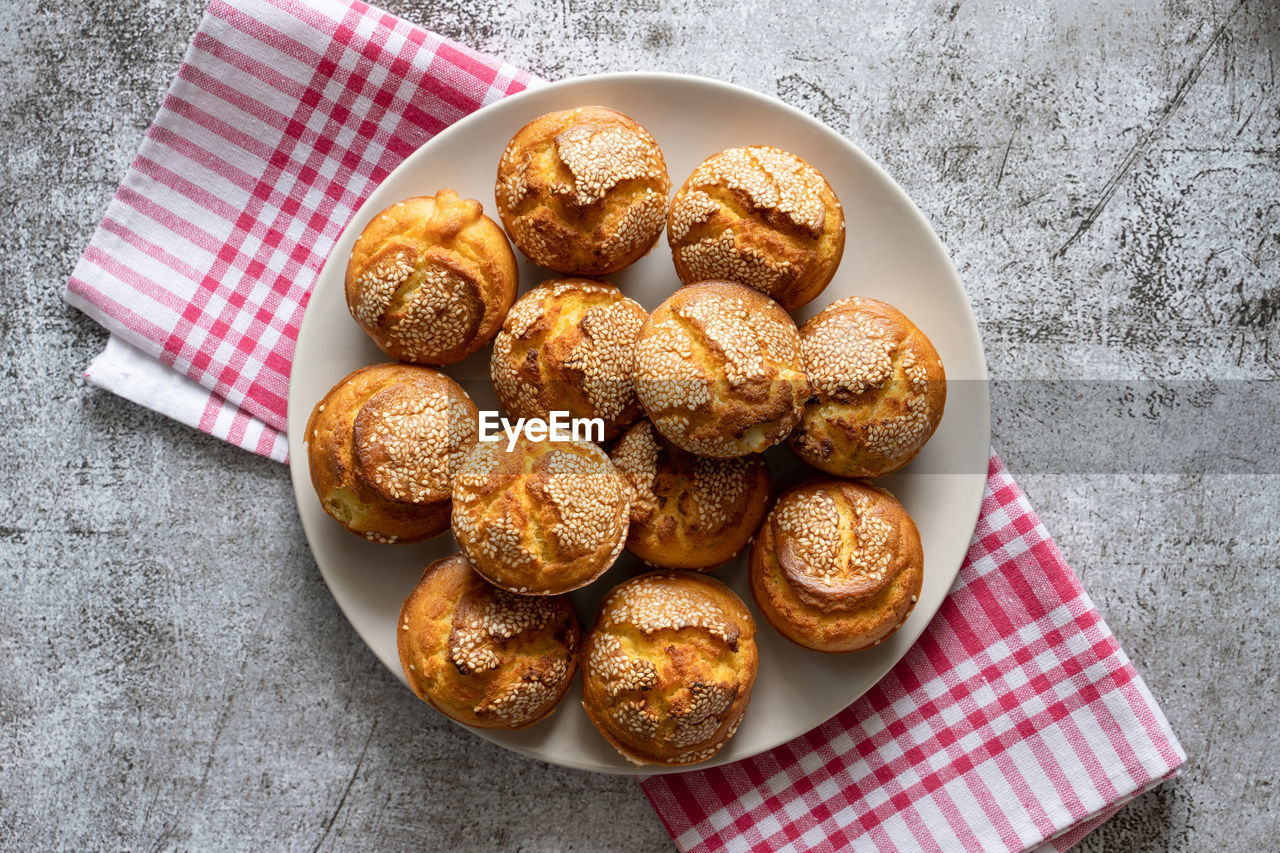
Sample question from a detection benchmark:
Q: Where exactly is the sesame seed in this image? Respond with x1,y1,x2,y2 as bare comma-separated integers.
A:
402,559,579,728
582,573,755,764
553,120,667,206
633,283,808,457
793,296,945,469
611,421,768,541
356,380,478,505
452,437,630,593
383,264,481,363
667,146,843,307
491,279,648,433
347,192,512,366
496,107,670,273
684,145,828,232
770,487,894,588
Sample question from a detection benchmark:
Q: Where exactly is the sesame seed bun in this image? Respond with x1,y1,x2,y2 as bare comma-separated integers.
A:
610,421,772,571
633,280,811,458
305,363,479,545
490,278,648,441
789,296,946,478
495,106,671,275
397,554,580,729
450,436,630,596
667,146,845,310
345,189,517,366
581,571,758,766
749,479,923,653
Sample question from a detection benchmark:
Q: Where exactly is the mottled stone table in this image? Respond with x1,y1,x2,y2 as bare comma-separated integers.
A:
2,0,1276,849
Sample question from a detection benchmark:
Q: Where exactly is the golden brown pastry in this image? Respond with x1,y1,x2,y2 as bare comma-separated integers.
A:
789,297,946,478
451,436,630,595
667,146,845,310
345,189,517,366
632,280,810,458
749,479,923,653
397,554,580,729
490,278,648,441
305,363,478,544
581,571,758,766
610,421,771,570
495,106,670,275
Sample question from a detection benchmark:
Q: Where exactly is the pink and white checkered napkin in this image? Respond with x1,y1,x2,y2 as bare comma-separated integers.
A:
641,453,1183,852
62,1,1184,849
64,0,533,462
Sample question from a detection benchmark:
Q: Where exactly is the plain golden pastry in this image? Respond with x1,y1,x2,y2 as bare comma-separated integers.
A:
610,420,772,570
632,280,811,458
397,553,580,729
451,436,630,595
749,479,923,653
581,571,758,766
667,145,845,310
490,277,648,441
789,296,946,478
495,106,670,275
345,189,518,366
305,363,479,544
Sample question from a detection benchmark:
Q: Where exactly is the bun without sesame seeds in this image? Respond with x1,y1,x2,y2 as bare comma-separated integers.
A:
305,363,479,544
345,189,517,366
495,106,671,275
581,571,758,766
667,145,845,310
749,479,923,653
490,277,648,442
610,420,771,571
397,553,580,729
632,280,811,458
789,296,946,478
450,436,631,596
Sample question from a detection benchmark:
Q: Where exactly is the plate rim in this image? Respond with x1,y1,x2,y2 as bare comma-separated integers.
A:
287,70,991,775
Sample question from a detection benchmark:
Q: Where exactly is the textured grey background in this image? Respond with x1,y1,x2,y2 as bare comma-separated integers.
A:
2,0,1277,850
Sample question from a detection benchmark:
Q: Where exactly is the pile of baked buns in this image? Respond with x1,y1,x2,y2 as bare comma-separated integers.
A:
305,105,947,767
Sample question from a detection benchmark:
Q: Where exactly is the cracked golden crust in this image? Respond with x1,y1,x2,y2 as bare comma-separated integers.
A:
490,278,648,441
450,436,630,595
344,189,518,366
632,280,810,458
581,571,757,766
610,421,772,570
305,363,478,544
789,297,946,478
397,553,580,729
667,146,845,310
749,479,923,653
495,106,671,275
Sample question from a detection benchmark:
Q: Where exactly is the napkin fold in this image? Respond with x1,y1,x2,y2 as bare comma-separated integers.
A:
62,1,1184,849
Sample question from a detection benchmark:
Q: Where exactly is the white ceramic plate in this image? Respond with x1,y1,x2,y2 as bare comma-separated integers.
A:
287,72,990,775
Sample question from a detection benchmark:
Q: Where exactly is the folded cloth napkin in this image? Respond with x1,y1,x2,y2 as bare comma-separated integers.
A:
62,0,1185,849
641,453,1183,852
65,0,534,462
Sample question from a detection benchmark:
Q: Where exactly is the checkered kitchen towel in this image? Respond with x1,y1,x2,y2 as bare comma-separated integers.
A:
64,0,533,461
641,453,1183,852
62,1,1184,849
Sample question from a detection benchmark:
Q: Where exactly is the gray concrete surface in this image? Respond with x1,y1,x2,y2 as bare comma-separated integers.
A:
2,0,1277,849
